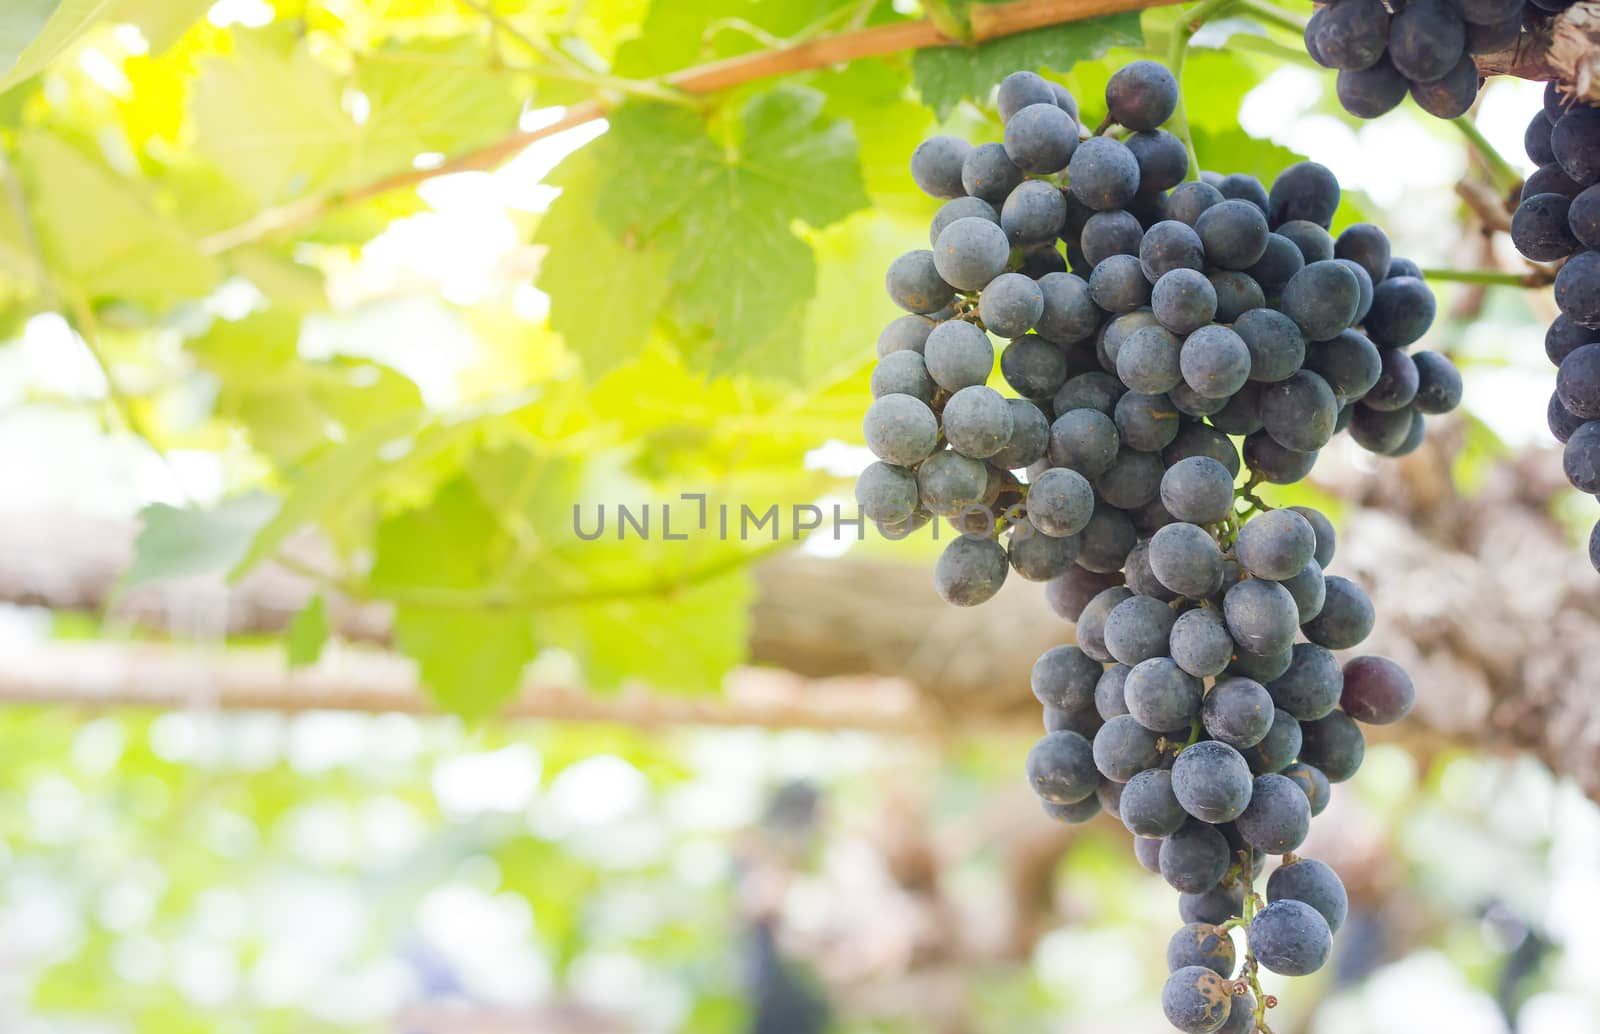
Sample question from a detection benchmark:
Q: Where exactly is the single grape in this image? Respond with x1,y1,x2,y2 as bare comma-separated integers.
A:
1302,575,1375,649
1161,819,1232,893
999,331,1065,398
1558,342,1600,417
1209,270,1266,323
1001,179,1068,247
1465,11,1521,54
1242,430,1317,484
1410,350,1463,414
1166,607,1231,679
1525,163,1583,202
1269,162,1341,227
1348,402,1413,454
1118,324,1184,394
1304,329,1381,401
1125,656,1204,731
1555,249,1600,328
1197,199,1271,270
1106,59,1180,131
1250,899,1332,976
961,142,1025,204
1282,260,1360,340
1164,422,1241,478
924,319,995,391
855,461,918,524
997,70,1057,121
1167,921,1237,977
1095,663,1133,720
985,272,1049,340
1232,308,1306,384
1028,466,1096,537
1235,509,1317,580
1090,253,1154,313
886,249,956,313
1307,0,1390,69
1141,219,1207,281
877,314,936,356
1552,105,1600,187
871,349,936,402
1217,173,1270,216
1077,503,1139,572
1009,518,1081,580
1161,456,1235,525
1180,880,1245,925
934,217,1011,291
918,449,988,516
1153,268,1219,335
929,196,1000,247
1297,709,1367,781
1234,772,1311,854
1101,309,1162,371
1093,713,1163,781
1122,769,1188,838
934,534,1009,606
1278,220,1335,263
1203,676,1275,749
1365,274,1436,347
1035,271,1100,343
1068,137,1142,211
1004,102,1078,175
1549,391,1588,443
1114,391,1181,453
1094,446,1164,508
1570,182,1600,249
1260,372,1337,454
1267,857,1348,933
1223,577,1300,657
1149,521,1225,598
1105,594,1181,666
1041,794,1102,823
1048,407,1121,476
1340,655,1415,724
1388,0,1467,83
1081,209,1145,266
1162,966,1233,1034
1166,181,1225,227
1126,129,1190,193
910,134,972,199
1246,232,1306,291
863,393,938,465
1169,380,1231,418
1046,567,1125,622
1410,52,1480,118
1172,740,1254,823
1026,729,1099,803
1135,835,1165,873
1226,643,1292,683
1278,558,1327,624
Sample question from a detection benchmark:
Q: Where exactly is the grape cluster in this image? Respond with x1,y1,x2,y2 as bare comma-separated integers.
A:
1510,85,1600,570
861,64,1441,1032
1305,0,1531,120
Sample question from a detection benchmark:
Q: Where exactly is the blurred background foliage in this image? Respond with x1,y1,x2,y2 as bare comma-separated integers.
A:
0,0,1593,1032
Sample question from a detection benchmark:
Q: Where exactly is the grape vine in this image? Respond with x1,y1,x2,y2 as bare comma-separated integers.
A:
860,61,1445,1032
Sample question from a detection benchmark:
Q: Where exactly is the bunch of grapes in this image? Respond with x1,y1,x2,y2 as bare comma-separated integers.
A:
1304,0,1531,119
1510,85,1600,569
859,63,1444,1031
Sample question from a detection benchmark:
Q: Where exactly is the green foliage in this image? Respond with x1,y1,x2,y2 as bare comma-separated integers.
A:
125,493,279,587
285,594,329,666
912,13,1144,118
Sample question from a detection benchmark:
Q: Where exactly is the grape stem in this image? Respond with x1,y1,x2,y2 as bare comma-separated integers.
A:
1164,0,1240,182
1452,115,1523,194
1419,266,1551,287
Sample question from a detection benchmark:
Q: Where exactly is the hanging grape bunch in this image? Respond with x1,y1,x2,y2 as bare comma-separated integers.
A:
1305,0,1529,119
1511,83,1600,570
859,62,1444,1032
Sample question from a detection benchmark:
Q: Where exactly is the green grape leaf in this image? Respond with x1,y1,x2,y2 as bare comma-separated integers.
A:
16,131,220,305
192,40,520,205
542,568,752,693
534,146,673,377
371,476,535,717
612,0,847,78
911,13,1144,119
285,595,328,668
125,492,280,587
571,87,867,379
0,0,113,95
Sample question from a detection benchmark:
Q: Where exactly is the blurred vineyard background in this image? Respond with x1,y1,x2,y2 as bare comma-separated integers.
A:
0,0,1597,1032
